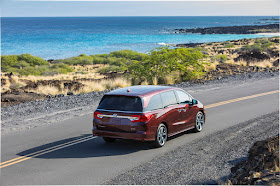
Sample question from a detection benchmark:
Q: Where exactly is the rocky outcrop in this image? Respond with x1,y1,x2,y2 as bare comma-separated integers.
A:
173,24,279,34
203,63,278,81
226,136,279,185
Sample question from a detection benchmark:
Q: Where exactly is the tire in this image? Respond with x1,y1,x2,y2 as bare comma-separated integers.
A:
103,137,116,143
153,123,168,148
193,111,204,132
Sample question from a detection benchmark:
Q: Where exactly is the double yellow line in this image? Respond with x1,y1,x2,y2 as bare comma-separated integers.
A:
1,89,279,169
205,90,279,109
0,135,96,168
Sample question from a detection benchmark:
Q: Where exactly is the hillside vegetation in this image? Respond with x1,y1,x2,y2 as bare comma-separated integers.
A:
2,47,208,84
1,37,279,106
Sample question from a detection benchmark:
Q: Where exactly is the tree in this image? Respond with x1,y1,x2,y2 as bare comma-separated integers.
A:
127,47,207,84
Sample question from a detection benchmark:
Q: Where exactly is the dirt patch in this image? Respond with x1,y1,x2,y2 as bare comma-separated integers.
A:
234,52,271,62
23,80,84,91
203,63,278,81
1,91,46,107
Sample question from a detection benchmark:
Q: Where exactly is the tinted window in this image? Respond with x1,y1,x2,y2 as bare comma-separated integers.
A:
161,91,178,108
176,90,192,104
144,94,163,112
98,96,142,112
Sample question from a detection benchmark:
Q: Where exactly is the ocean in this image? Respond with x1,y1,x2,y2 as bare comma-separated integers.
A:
1,16,279,59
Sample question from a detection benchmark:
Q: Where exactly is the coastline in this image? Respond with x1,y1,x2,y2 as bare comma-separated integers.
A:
256,32,280,36
172,24,279,35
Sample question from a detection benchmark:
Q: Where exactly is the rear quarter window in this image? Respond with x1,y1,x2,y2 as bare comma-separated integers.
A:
143,94,163,112
98,95,143,112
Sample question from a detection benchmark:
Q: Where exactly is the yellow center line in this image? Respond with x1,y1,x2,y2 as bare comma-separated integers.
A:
0,135,95,167
0,136,96,169
204,90,279,109
1,89,279,169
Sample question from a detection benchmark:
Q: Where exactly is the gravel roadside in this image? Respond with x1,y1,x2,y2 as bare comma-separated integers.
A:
105,111,279,185
1,71,278,134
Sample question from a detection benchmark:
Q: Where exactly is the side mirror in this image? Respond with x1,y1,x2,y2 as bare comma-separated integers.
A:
192,99,198,105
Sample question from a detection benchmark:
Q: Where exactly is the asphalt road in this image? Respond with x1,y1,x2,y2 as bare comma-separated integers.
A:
1,76,279,185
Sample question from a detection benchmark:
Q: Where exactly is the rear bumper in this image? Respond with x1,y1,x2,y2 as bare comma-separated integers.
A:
92,127,155,141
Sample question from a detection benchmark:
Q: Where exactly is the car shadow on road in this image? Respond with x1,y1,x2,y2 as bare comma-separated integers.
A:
16,127,197,160
16,134,154,159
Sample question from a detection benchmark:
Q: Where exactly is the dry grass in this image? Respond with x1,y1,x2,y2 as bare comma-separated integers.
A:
1,71,131,95
77,77,131,94
79,77,131,93
204,61,219,71
152,77,158,85
33,77,131,95
1,75,27,93
164,75,175,84
249,60,274,68
34,85,66,95
1,79,11,93
140,79,149,85
19,64,106,82
9,75,19,83
227,60,247,66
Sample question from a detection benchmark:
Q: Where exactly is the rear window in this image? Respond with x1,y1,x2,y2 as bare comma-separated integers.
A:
98,95,143,112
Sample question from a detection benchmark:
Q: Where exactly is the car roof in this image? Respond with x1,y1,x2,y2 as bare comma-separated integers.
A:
105,85,180,97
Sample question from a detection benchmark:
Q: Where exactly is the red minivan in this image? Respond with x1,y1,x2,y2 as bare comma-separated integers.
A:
92,85,205,147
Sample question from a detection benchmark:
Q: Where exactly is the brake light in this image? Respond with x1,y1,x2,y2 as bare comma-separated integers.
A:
131,113,153,122
94,112,103,119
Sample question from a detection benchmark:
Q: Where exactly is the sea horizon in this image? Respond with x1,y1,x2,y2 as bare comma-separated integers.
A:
1,16,279,60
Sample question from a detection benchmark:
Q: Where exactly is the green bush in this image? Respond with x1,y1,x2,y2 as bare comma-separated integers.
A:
225,43,235,48
98,65,124,73
213,54,227,63
1,55,19,70
109,50,147,61
127,47,207,84
17,54,49,66
91,56,108,64
255,38,270,44
1,54,73,76
1,54,49,73
57,54,93,65
251,43,263,53
240,40,273,54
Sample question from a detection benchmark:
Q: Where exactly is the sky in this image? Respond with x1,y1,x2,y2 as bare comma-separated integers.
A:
0,0,279,17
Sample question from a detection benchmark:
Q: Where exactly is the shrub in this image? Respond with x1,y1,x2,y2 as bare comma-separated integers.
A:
213,54,227,63
57,54,93,65
250,43,263,53
1,54,73,76
109,50,147,61
1,54,49,72
18,66,42,76
225,43,235,48
1,55,19,71
127,47,207,84
17,54,49,66
98,65,124,74
255,38,270,44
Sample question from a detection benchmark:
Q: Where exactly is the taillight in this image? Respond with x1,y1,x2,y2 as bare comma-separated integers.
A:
94,111,102,119
131,113,153,122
